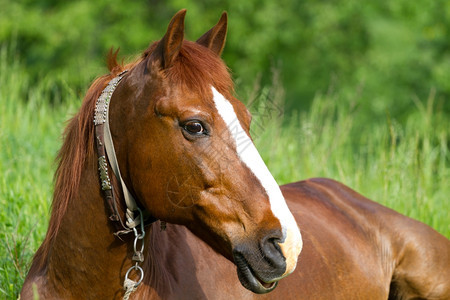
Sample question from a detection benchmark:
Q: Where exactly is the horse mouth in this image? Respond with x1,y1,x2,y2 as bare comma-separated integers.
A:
233,253,278,294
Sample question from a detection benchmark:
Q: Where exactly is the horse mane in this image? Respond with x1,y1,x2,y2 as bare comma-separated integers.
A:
30,41,234,273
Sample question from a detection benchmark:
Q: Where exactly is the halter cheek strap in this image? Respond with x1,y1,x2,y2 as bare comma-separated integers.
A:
104,100,141,229
94,70,156,235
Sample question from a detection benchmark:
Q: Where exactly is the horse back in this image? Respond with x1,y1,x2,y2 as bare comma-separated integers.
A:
279,178,450,300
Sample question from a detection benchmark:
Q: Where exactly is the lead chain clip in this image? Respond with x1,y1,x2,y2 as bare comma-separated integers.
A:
124,208,145,297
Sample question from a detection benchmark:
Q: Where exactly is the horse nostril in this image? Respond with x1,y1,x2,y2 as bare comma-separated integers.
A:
269,238,282,255
261,235,286,271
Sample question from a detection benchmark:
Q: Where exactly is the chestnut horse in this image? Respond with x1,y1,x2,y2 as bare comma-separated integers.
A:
21,10,449,300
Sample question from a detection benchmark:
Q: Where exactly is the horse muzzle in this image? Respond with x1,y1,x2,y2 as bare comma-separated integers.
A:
232,234,290,294
231,221,303,293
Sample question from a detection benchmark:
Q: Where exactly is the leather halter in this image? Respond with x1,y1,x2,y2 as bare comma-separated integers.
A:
94,70,156,236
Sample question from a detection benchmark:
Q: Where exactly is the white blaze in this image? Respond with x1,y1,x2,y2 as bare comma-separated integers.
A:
211,87,302,277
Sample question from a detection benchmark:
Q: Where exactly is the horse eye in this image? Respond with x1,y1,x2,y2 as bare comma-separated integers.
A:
183,121,205,135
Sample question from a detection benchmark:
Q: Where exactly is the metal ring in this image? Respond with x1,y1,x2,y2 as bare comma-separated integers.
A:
133,234,145,254
132,226,145,240
125,265,144,287
137,231,145,240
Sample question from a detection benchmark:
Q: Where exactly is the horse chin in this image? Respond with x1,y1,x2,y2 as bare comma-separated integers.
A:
234,253,278,294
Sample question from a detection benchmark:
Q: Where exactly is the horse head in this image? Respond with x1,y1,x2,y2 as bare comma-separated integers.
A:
108,9,302,293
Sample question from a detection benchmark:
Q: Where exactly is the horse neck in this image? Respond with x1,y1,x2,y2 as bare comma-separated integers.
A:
38,155,167,298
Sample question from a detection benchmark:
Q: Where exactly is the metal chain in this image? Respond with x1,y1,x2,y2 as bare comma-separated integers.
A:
123,208,145,299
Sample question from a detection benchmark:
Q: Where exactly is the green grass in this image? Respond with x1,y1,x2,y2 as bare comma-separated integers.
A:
0,47,77,298
1,50,449,299
252,84,449,234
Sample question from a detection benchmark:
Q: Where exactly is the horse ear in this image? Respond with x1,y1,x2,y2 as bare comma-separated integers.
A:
196,12,228,56
152,9,186,69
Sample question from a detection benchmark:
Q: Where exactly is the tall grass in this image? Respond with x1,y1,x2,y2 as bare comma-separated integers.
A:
252,83,449,235
1,50,449,299
0,46,78,298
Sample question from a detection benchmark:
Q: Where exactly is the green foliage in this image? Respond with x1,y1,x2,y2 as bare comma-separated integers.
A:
1,0,449,118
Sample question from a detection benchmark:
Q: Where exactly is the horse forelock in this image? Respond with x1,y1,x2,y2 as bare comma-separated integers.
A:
146,40,234,99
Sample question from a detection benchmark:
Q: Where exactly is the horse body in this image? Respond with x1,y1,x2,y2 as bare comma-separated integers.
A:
131,178,448,300
280,179,450,300
21,9,450,300
22,175,450,299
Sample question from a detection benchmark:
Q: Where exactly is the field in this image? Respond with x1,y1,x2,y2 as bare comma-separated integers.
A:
0,47,449,299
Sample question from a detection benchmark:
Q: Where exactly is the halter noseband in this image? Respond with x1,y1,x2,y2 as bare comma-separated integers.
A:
94,70,155,297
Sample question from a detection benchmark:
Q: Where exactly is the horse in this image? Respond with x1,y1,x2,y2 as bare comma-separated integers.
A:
21,9,449,300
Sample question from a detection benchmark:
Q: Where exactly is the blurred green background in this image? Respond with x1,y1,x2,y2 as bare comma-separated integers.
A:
0,1,449,298
1,0,449,118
